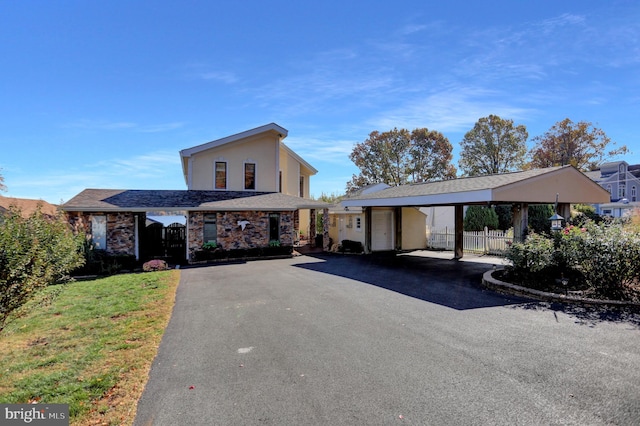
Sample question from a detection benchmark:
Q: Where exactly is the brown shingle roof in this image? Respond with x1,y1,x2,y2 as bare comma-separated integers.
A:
0,196,58,218
61,189,330,212
344,167,566,200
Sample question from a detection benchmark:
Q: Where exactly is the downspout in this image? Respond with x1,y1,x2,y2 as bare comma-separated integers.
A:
187,157,194,189
276,138,281,191
134,214,140,260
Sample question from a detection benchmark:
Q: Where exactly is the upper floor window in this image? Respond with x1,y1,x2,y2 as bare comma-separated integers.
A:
619,183,626,199
215,161,227,190
607,185,612,195
279,171,282,193
299,176,305,198
632,186,637,202
244,162,256,190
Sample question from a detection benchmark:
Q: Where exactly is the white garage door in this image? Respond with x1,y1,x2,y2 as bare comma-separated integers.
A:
371,210,394,251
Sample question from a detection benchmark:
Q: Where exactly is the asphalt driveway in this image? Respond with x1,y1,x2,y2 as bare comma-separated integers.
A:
134,252,640,425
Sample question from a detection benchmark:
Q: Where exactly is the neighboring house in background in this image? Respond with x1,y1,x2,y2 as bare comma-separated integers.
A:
145,215,187,227
0,195,58,219
328,183,428,252
584,161,640,218
62,123,330,263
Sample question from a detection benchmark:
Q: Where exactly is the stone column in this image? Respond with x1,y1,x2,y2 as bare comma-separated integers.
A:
310,209,317,246
322,208,330,251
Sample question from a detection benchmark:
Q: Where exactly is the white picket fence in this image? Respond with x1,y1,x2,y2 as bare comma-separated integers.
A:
427,227,514,255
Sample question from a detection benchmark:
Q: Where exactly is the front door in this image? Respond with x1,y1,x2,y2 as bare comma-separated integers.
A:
371,209,394,251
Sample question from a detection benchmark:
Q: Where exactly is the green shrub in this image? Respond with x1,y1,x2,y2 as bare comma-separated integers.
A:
528,204,555,234
504,232,555,288
577,221,640,299
0,206,85,331
73,247,138,276
504,220,640,300
464,205,499,231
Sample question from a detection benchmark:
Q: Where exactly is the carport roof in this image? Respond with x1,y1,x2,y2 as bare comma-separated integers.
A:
62,189,331,212
341,166,611,207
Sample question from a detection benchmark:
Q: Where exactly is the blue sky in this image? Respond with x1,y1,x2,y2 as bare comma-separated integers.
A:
1,0,639,204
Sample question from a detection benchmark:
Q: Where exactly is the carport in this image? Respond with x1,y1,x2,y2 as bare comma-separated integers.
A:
341,166,610,259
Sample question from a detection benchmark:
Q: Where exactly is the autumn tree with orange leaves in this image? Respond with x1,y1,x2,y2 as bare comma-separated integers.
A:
529,118,627,171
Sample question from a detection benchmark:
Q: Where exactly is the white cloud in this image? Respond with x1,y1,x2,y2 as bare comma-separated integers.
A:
6,150,184,204
198,71,239,84
62,120,184,133
369,86,534,133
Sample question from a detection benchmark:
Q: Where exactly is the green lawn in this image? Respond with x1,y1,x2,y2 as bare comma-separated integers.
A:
0,270,180,425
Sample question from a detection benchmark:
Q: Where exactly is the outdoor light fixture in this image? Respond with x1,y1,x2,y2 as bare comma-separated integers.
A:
549,213,564,232
561,276,569,296
549,193,564,232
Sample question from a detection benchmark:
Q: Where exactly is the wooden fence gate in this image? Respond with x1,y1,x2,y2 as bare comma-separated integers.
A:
144,222,186,263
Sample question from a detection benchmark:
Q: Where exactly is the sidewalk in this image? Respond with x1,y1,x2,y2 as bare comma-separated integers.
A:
402,249,509,266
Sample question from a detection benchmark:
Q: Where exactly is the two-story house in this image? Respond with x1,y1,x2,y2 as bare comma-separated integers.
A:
584,160,640,217
62,123,330,263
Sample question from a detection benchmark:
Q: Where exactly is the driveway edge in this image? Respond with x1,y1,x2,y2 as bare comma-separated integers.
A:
482,269,640,310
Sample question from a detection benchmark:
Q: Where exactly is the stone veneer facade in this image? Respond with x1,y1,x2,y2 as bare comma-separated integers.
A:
67,211,139,256
188,210,295,260
69,209,301,262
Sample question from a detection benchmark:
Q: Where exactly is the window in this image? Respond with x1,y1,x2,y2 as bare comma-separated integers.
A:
203,214,217,244
279,171,282,193
607,185,612,195
632,186,637,202
356,216,362,232
215,161,227,190
299,176,305,198
269,213,280,241
91,215,107,249
244,162,256,190
619,183,626,199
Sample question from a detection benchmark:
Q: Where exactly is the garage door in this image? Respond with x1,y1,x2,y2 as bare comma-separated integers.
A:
371,210,394,251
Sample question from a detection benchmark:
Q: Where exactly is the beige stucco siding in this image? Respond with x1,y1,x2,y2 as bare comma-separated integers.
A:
298,209,311,237
189,135,279,191
279,150,298,196
401,207,427,250
493,169,610,204
329,213,365,246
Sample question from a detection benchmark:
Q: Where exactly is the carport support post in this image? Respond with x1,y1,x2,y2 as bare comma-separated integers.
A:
512,203,529,242
558,203,571,227
454,205,464,260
